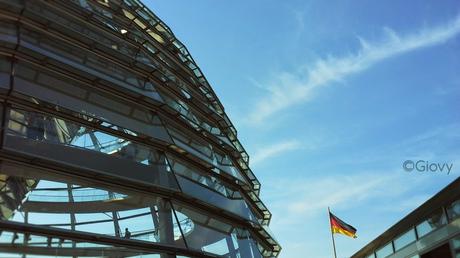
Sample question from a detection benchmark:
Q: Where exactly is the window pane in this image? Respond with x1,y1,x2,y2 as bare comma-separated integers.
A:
447,200,460,220
171,202,263,257
416,208,447,238
394,228,416,251
376,242,393,258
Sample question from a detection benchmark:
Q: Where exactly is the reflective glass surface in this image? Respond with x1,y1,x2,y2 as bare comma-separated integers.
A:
393,228,416,251
172,202,263,258
447,200,460,221
375,242,393,258
6,108,179,190
415,208,447,238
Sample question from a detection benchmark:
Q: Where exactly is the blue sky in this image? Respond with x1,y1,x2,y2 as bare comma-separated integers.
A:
145,1,460,257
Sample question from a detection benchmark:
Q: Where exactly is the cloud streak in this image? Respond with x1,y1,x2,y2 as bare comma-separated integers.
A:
265,170,429,228
248,14,460,124
251,140,301,166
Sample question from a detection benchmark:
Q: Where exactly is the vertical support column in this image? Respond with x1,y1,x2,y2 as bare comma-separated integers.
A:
226,234,237,258
88,133,121,237
171,201,188,249
158,198,175,258
442,205,450,223
108,192,121,237
150,206,160,242
21,211,29,258
88,132,101,150
149,154,176,258
66,184,77,253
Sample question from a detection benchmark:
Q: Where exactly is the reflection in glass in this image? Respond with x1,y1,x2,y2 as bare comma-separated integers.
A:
447,200,460,221
168,155,240,199
416,208,447,238
7,108,170,171
375,242,393,258
393,228,416,251
171,202,263,258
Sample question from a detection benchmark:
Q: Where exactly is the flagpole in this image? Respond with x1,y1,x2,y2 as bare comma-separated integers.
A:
328,207,338,258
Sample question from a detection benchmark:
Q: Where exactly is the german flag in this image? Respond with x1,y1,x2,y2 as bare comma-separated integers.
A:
329,212,357,238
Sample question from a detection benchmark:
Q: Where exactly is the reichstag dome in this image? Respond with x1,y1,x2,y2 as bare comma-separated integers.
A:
0,0,281,257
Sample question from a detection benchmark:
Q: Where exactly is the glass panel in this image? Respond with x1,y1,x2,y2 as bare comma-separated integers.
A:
168,155,240,198
166,123,246,182
14,60,170,144
171,202,263,258
18,11,158,96
394,228,416,251
447,200,460,221
416,208,447,238
0,20,17,50
161,93,232,146
173,175,258,223
375,242,393,258
6,108,178,190
367,254,375,258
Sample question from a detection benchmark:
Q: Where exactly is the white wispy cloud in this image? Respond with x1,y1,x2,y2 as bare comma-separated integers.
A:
247,14,460,124
264,171,429,228
262,125,460,228
251,140,301,166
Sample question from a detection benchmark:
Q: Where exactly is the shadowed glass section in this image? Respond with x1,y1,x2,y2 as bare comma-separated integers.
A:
375,242,393,258
167,155,258,223
11,59,171,144
393,229,416,251
5,108,179,191
171,202,263,258
447,199,460,221
415,208,447,238
167,125,246,182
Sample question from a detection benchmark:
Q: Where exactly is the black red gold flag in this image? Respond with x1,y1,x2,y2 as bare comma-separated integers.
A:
329,212,357,238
